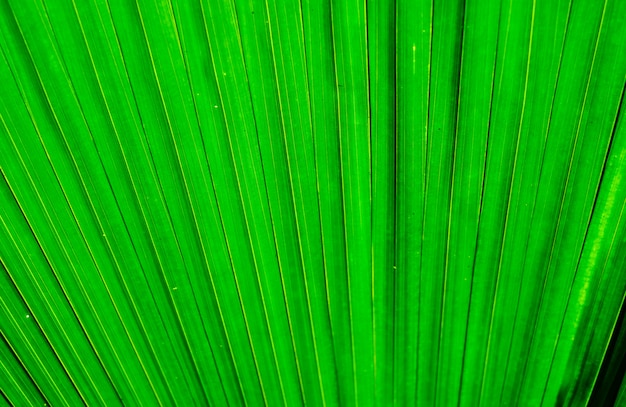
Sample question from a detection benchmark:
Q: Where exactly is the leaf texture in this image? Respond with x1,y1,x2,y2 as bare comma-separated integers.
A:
1,0,625,405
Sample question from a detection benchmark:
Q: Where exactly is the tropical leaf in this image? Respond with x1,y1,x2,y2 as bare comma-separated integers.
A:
1,0,625,405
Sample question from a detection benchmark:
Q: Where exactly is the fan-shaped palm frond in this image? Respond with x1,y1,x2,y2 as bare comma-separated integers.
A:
1,0,625,405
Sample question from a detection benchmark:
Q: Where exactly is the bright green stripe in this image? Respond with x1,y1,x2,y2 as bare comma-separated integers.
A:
394,0,430,404
423,0,464,405
426,0,465,403
368,0,395,405
331,0,373,405
301,1,349,405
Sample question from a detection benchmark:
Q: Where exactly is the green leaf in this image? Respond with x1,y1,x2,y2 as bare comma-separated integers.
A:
1,0,625,405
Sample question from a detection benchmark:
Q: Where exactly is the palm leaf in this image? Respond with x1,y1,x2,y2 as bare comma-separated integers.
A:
1,0,625,405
